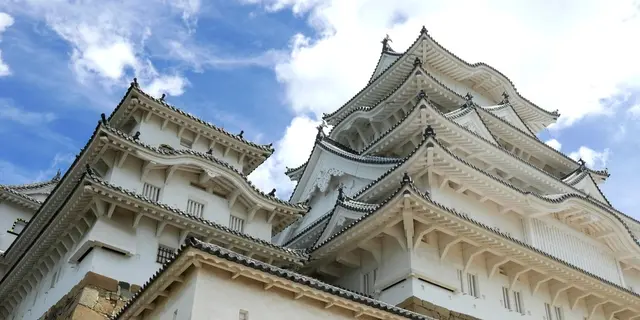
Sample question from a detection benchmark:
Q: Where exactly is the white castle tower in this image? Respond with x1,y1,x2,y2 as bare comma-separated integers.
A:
1,27,640,320
274,27,640,320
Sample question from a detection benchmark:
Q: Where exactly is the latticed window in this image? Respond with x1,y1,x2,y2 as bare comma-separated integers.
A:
544,303,552,319
466,274,479,298
142,183,161,202
186,200,205,218
229,215,245,232
513,291,524,314
501,287,511,310
554,306,564,320
156,245,176,264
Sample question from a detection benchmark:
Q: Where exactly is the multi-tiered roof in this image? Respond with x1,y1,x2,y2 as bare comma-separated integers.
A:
278,27,640,317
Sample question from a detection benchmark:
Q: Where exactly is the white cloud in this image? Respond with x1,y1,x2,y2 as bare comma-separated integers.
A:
246,0,640,199
0,101,56,126
249,116,319,197
1,1,197,95
569,146,610,169
628,104,640,118
145,75,189,97
0,12,14,76
545,139,562,151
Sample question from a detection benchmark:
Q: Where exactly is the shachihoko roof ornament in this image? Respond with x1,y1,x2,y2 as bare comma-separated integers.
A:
413,57,422,67
423,125,436,138
500,91,510,105
417,89,427,99
315,122,327,141
462,92,475,108
381,34,393,52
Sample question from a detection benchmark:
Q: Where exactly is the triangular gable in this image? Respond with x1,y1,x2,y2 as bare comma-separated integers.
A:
313,200,376,247
481,104,534,136
368,52,402,83
568,172,612,206
447,108,498,145
290,138,401,203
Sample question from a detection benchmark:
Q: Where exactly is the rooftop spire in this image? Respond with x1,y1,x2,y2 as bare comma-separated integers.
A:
423,125,436,138
500,91,510,104
315,122,327,141
381,34,393,52
401,172,413,185
53,169,61,181
463,92,475,108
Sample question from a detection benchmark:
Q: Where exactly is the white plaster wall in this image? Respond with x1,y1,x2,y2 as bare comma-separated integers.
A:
0,202,34,252
143,269,198,320
136,113,244,170
430,187,525,240
531,217,620,284
151,267,366,320
105,153,271,241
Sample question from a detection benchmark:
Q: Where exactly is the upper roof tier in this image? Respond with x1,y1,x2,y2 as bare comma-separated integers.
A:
107,80,275,174
322,26,560,133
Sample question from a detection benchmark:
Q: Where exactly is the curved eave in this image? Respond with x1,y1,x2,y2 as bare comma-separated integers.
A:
476,106,605,181
561,171,612,207
351,135,639,256
85,174,306,260
311,184,640,306
419,29,559,129
323,30,428,124
479,103,536,137
329,65,466,139
100,125,307,219
4,178,59,192
108,84,274,174
367,50,403,84
288,136,402,202
0,186,41,211
324,27,559,130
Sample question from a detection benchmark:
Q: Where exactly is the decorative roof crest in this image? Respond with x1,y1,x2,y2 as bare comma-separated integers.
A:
417,90,427,100
238,130,244,139
315,122,327,141
500,91,510,104
463,92,475,108
401,172,413,185
413,57,422,67
423,125,436,138
52,169,61,181
160,93,166,102
100,113,108,125
133,131,141,141
268,188,276,197
131,77,139,88
420,26,428,35
381,34,393,52
337,185,345,201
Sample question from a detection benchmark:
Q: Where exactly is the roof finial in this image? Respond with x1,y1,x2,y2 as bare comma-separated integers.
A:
100,113,108,125
315,122,326,141
463,92,475,108
500,91,510,104
268,188,276,197
337,185,345,201
578,158,586,169
414,57,422,67
160,93,166,102
267,143,273,148
401,172,413,185
381,34,393,52
132,78,139,87
133,131,141,140
238,130,244,138
420,26,428,35
423,125,435,138
206,148,213,155
417,90,427,100
53,169,61,181
85,164,94,175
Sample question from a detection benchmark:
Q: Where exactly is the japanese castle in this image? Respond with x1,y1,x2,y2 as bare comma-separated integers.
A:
1,27,638,320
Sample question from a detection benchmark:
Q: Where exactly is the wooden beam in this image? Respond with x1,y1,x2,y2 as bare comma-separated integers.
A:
413,224,436,251
439,234,463,262
156,221,167,237
247,205,261,222
529,273,552,295
383,224,407,251
117,151,129,168
585,297,608,320
227,189,241,208
132,213,144,228
508,265,532,291
165,166,178,184
336,251,360,268
106,202,116,219
462,245,487,274
358,239,382,264
402,199,414,251
267,211,278,224
603,303,626,320
140,161,156,181
161,118,169,130
486,255,509,279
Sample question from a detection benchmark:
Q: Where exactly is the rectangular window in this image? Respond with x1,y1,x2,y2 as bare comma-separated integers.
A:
457,269,464,293
239,310,249,320
362,269,377,295
501,287,511,310
156,244,176,264
229,215,245,232
180,138,193,149
513,291,524,314
554,306,563,320
142,183,161,202
544,303,552,320
467,274,479,298
186,199,205,218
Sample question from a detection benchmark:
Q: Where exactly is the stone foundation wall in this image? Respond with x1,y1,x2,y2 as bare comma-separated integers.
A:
40,272,140,320
398,297,481,320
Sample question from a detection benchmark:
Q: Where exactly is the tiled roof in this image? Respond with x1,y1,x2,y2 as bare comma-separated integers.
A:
85,171,308,259
312,179,640,302
108,83,274,154
113,237,436,320
0,185,42,205
101,124,307,212
3,172,60,191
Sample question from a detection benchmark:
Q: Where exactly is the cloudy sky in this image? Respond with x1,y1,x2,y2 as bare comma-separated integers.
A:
0,0,639,216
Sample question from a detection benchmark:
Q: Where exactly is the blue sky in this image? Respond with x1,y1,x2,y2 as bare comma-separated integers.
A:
0,1,639,217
